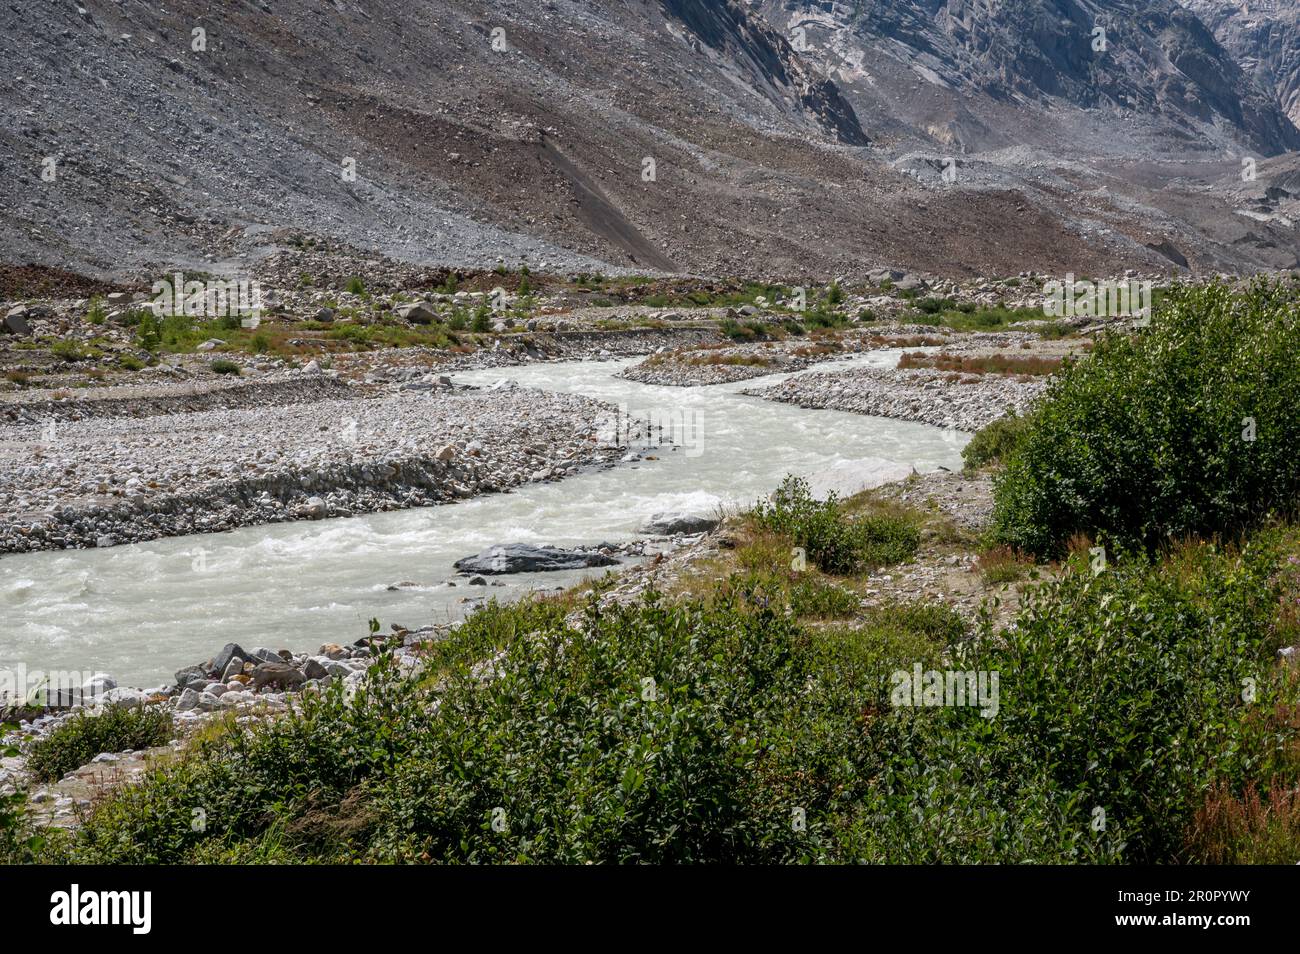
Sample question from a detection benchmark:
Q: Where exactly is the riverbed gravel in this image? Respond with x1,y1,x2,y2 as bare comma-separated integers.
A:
0,380,651,554
742,365,1048,431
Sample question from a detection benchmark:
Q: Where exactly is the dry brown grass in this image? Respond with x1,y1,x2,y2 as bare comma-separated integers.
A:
975,545,1034,584
1186,776,1300,864
898,350,1063,376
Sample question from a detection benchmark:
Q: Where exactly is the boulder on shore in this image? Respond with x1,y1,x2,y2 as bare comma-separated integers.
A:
639,512,719,536
453,543,620,575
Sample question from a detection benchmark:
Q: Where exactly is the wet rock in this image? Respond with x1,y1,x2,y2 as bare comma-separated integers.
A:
80,673,116,697
454,543,620,575
302,658,329,680
640,512,719,535
101,687,148,709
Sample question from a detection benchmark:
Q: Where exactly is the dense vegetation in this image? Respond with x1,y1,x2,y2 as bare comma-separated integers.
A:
990,280,1300,557
752,476,920,573
24,705,173,783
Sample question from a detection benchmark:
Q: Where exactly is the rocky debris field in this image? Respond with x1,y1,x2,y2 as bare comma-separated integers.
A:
617,337,861,386
0,630,425,827
0,373,354,425
743,365,1048,431
0,383,651,554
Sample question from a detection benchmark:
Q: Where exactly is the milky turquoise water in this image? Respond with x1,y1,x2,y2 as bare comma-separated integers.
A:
0,353,965,686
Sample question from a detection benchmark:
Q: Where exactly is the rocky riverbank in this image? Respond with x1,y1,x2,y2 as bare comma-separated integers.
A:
0,524,714,827
742,365,1048,431
617,340,855,386
0,382,654,554
0,373,356,425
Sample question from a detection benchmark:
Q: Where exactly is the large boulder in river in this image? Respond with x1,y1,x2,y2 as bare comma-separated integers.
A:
639,512,720,536
454,544,620,575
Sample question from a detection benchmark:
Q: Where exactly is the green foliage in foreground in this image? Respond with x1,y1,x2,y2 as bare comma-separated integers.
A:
753,476,920,574
991,280,1300,557
15,524,1298,864
24,706,173,783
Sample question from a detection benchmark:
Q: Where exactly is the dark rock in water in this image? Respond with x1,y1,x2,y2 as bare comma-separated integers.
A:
209,643,254,677
454,544,620,575
639,512,719,535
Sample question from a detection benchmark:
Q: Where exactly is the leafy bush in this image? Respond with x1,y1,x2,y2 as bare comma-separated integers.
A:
954,533,1300,862
962,412,1032,472
85,297,107,325
25,706,173,783
209,359,241,376
50,339,93,362
991,281,1300,557
38,593,958,864
752,476,918,574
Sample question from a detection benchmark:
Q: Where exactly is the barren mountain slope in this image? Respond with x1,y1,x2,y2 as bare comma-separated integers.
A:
0,0,1295,280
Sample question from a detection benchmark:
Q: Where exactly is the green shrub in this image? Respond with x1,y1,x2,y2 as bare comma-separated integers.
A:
345,276,366,296
50,339,92,362
719,317,758,341
991,281,1300,557
85,297,107,325
954,533,1300,862
752,476,919,574
25,706,173,783
209,359,241,376
803,308,849,330
916,296,956,314
962,412,1032,472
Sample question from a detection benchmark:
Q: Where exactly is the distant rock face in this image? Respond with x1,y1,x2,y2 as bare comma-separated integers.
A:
757,0,1300,155
1181,0,1300,128
453,544,621,575
661,0,869,146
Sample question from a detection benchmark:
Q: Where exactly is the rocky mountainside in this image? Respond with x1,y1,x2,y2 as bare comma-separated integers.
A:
757,0,1300,155
1181,0,1300,128
0,0,1297,280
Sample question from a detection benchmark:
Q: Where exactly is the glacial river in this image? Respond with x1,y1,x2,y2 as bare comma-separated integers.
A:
0,353,965,686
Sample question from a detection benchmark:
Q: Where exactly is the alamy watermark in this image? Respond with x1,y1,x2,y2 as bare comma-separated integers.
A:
151,273,263,327
1041,274,1151,321
595,402,704,458
890,664,1000,719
